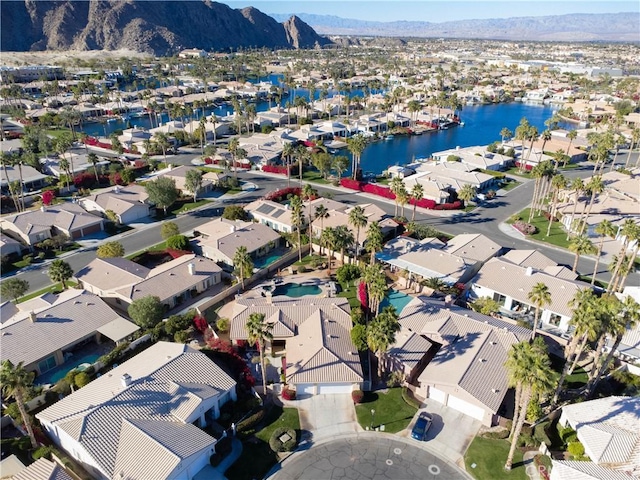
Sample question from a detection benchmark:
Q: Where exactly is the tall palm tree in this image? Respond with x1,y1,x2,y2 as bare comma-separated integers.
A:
585,294,621,391
592,219,617,285
233,245,253,290
1,361,38,448
396,185,409,218
362,263,387,315
410,182,424,222
366,221,384,265
565,129,577,159
500,127,513,144
608,219,639,293
579,175,605,235
295,145,310,183
282,142,295,187
320,226,338,275
566,177,584,240
301,183,317,230
504,339,557,471
245,312,273,396
348,205,368,258
334,225,354,265
290,195,305,262
389,176,404,217
568,234,595,273
346,134,367,180
624,127,639,169
314,204,329,253
458,183,477,207
546,173,567,236
527,282,551,339
367,306,400,379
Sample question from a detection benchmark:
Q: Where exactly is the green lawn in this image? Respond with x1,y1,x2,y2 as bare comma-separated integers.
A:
226,406,300,480
18,282,78,303
46,127,72,139
500,180,523,192
464,437,527,480
302,170,330,184
293,254,325,266
170,199,210,215
503,167,531,179
566,366,589,389
337,282,360,309
509,208,570,249
125,241,167,260
354,388,417,433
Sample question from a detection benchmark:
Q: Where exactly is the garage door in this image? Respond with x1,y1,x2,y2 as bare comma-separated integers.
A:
297,384,316,395
447,395,486,422
428,387,447,404
317,384,352,395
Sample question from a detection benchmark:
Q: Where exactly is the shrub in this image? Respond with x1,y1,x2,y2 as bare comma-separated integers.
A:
517,433,536,447
262,164,289,175
166,234,190,251
513,220,537,235
264,187,302,202
193,315,209,333
401,386,422,409
236,408,265,434
483,429,509,439
351,389,364,404
350,306,365,325
340,178,362,190
282,387,296,400
534,422,552,446
336,264,361,285
32,445,55,460
174,330,190,343
567,441,585,458
386,371,404,388
216,317,230,332
74,372,91,388
269,427,297,452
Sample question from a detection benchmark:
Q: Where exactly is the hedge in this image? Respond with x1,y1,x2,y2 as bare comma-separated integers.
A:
236,407,265,434
401,387,423,409
269,427,297,452
351,389,364,404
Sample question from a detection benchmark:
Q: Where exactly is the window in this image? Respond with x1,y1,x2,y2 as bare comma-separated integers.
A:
549,314,562,326
38,356,57,374
492,292,506,306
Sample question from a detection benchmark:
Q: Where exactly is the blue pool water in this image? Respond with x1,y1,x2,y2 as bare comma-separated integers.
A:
254,253,281,269
273,283,322,297
36,352,101,385
380,289,413,314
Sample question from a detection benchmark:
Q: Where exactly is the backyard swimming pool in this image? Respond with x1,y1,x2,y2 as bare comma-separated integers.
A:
254,252,282,269
36,352,101,385
380,289,413,314
273,283,322,297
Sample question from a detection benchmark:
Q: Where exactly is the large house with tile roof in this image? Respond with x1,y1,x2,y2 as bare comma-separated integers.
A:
79,184,151,224
245,199,296,233
0,202,103,246
75,254,222,311
230,296,363,395
11,458,74,480
389,296,532,426
552,396,640,480
37,342,237,480
0,289,139,378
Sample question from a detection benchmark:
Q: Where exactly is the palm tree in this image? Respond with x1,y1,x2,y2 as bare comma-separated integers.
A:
290,195,305,262
282,142,295,187
592,219,617,285
320,227,338,275
1,360,38,448
546,173,567,236
389,176,404,217
233,246,253,291
457,183,476,207
245,312,273,396
346,134,367,180
624,127,639,169
500,127,513,144
362,263,387,315
579,175,605,235
88,152,100,184
568,234,595,273
334,225,354,265
154,132,171,162
410,182,424,222
366,221,384,265
607,219,639,293
301,183,317,230
314,204,329,253
396,185,409,218
367,306,400,379
295,145,310,183
527,283,551,339
504,339,557,471
529,160,555,220
48,259,73,289
348,205,368,258
565,129,577,159
585,294,622,392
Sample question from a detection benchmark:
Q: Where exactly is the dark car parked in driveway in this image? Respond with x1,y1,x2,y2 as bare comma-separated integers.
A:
411,412,433,441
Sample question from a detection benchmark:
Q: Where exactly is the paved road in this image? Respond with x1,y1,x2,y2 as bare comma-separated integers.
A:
4,152,638,294
268,434,470,480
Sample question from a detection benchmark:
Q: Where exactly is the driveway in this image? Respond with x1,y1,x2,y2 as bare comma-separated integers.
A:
292,394,360,441
400,400,482,467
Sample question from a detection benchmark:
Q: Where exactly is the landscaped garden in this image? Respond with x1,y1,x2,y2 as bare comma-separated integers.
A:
464,436,528,480
507,208,570,249
354,387,418,433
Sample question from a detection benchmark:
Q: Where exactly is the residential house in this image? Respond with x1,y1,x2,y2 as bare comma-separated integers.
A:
552,396,640,480
37,342,237,480
611,286,640,362
502,140,554,170
11,458,74,480
0,162,49,194
155,165,222,197
230,296,363,395
42,153,110,179
79,185,150,224
0,203,103,246
469,257,593,332
431,145,511,171
0,289,139,378
245,199,295,233
75,254,222,311
0,232,24,256
410,162,498,192
190,218,281,268
390,296,532,426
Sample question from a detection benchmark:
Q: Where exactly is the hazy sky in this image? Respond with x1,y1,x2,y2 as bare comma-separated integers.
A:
221,1,638,22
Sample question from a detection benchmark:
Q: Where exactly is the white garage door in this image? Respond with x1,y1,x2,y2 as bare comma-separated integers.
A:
428,387,447,404
297,384,316,395
317,384,352,395
447,395,486,422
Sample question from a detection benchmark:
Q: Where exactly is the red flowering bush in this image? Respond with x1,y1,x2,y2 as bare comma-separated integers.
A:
41,190,55,206
265,187,302,202
362,183,395,199
262,164,289,175
340,178,362,190
410,197,437,209
433,200,463,210
513,221,537,235
73,172,98,188
351,389,364,404
282,387,297,401
193,315,209,333
205,338,256,388
357,282,368,311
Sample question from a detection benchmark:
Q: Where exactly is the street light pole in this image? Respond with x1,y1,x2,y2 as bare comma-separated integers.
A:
370,409,375,430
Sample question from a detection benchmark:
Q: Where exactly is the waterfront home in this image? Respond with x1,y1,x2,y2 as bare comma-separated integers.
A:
0,161,49,194
501,141,554,169
37,342,237,480
230,296,363,395
0,289,139,377
79,184,151,224
238,131,288,165
551,396,640,480
431,145,511,171
411,162,498,192
190,218,281,268
389,296,532,426
76,254,222,311
0,203,103,247
245,199,296,233
256,109,290,128
469,257,593,333
400,175,452,204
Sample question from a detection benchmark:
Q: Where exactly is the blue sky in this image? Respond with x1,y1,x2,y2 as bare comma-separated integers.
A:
221,1,638,22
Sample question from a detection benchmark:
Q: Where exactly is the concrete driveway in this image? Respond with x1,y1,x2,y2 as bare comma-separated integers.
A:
292,394,360,442
400,399,481,467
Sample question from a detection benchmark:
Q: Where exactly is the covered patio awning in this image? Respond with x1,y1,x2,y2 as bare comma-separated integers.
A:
97,318,140,343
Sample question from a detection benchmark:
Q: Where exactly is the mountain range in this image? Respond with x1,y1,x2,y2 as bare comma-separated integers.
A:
0,0,332,55
269,12,640,43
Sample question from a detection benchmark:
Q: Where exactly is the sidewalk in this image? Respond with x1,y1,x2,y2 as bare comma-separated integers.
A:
523,450,544,480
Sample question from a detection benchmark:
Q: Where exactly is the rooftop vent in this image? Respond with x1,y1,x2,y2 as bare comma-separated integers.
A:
492,388,499,394
121,373,132,388
478,358,486,363
525,266,534,276
188,263,196,275
29,311,37,323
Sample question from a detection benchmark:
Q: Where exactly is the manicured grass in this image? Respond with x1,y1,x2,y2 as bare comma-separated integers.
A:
500,180,523,192
566,366,589,389
17,282,78,303
302,170,330,184
197,166,224,174
46,127,72,139
170,199,210,215
337,282,360,309
508,208,570,249
503,167,531,178
464,436,527,480
478,169,507,178
226,405,300,480
125,241,167,260
293,254,325,266
577,275,608,290
354,388,417,433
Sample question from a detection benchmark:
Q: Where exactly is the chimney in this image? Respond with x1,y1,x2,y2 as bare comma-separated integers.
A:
113,185,120,194
265,291,272,305
29,311,37,323
444,294,453,307
525,266,534,276
230,224,236,233
121,373,132,388
188,263,196,275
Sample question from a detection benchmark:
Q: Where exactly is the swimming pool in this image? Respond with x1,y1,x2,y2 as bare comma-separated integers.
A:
254,252,281,269
36,352,101,385
273,283,322,297
380,289,413,314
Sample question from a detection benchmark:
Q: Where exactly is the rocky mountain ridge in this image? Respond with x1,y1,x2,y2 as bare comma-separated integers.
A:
0,0,332,55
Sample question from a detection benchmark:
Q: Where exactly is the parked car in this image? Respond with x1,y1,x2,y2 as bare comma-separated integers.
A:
411,412,433,441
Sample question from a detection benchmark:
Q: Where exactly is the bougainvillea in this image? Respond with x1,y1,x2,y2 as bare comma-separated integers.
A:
41,190,55,206
357,282,369,311
193,315,209,333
